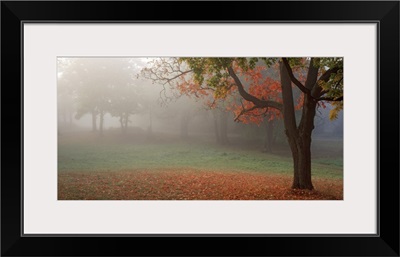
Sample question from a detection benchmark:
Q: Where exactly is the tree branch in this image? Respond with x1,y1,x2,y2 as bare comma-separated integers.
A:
227,66,282,111
316,96,343,102
281,58,311,95
234,105,259,122
304,58,319,90
164,70,193,85
312,67,340,98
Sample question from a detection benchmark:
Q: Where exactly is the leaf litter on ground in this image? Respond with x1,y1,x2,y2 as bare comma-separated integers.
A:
58,168,343,200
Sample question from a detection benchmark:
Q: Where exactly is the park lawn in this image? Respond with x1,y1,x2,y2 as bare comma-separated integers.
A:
58,132,343,200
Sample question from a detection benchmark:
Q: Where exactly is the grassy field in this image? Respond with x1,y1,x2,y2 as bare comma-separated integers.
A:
58,131,343,200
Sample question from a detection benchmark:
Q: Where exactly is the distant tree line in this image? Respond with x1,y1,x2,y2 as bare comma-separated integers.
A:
58,58,143,135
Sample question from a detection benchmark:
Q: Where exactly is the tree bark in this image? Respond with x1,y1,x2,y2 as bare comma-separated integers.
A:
280,61,314,190
293,59,319,189
296,93,317,189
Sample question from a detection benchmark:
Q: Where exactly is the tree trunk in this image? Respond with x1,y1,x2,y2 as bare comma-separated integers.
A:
220,111,229,144
288,133,313,189
294,93,317,189
280,61,314,190
264,118,274,153
91,111,97,132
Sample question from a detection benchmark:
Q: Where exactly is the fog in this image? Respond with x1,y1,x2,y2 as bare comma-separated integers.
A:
57,57,344,200
57,57,343,154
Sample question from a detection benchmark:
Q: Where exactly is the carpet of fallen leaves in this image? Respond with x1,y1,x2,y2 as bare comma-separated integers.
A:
58,169,343,200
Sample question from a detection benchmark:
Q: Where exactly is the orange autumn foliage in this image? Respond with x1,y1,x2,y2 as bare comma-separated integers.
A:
174,61,308,125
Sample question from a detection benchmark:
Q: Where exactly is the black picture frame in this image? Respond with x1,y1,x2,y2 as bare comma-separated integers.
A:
1,1,399,256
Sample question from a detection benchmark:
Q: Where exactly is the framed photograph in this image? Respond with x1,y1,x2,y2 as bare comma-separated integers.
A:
2,1,399,256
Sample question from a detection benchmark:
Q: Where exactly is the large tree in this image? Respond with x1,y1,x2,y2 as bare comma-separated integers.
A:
143,57,343,190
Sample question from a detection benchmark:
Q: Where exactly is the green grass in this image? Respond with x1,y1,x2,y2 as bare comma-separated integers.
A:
58,132,343,179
